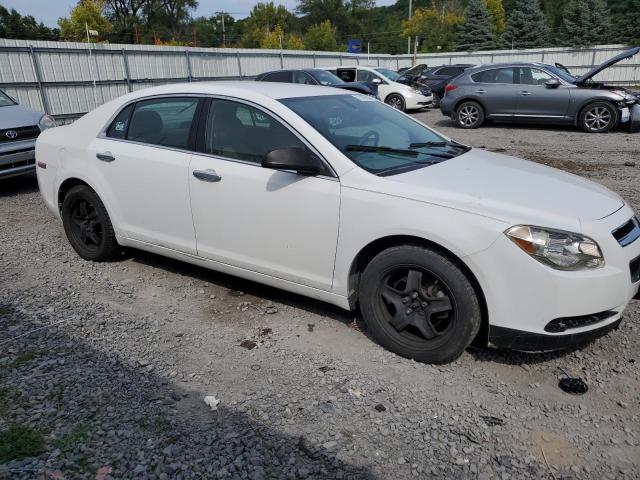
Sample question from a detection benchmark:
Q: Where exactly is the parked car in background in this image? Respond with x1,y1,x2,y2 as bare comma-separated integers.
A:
396,64,429,86
255,68,378,98
440,47,640,132
325,66,432,111
37,82,640,364
412,64,475,108
0,89,56,179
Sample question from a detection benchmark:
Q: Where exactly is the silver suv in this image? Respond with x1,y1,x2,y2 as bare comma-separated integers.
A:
440,47,640,133
0,89,56,179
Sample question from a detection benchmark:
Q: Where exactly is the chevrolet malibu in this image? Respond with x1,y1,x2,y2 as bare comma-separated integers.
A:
36,83,640,364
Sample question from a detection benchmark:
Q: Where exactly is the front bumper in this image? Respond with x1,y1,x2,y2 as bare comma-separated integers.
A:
465,205,640,348
405,92,434,110
0,139,36,179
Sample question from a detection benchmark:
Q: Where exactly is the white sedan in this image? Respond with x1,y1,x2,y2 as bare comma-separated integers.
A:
36,82,640,364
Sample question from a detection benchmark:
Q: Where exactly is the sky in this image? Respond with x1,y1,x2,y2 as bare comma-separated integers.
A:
2,0,397,27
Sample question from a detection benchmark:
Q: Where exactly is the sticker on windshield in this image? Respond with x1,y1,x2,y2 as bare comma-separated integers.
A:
352,94,376,101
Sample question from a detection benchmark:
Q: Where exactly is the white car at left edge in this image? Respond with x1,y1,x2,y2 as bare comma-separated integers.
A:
36,82,640,364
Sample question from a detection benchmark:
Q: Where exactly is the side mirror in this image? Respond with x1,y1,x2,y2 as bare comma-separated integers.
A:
545,78,561,89
262,147,320,175
372,78,382,84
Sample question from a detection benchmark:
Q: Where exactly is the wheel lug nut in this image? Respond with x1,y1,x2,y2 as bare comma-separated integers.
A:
402,296,410,304
406,308,413,315
422,302,428,308
411,292,418,299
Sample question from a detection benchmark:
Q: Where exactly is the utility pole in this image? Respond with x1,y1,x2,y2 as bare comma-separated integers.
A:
407,0,412,55
215,12,226,47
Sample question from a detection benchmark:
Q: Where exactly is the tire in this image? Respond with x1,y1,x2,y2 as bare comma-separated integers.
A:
431,93,441,109
358,245,481,364
455,101,484,129
579,101,617,133
61,185,119,261
385,94,406,111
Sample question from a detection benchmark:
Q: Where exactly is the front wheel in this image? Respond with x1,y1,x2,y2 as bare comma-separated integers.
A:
61,185,119,261
579,102,617,133
385,94,406,111
455,101,484,129
358,245,481,364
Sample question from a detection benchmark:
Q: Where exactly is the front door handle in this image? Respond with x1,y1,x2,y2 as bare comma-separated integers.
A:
193,169,222,182
475,89,487,94
96,151,115,162
520,91,532,96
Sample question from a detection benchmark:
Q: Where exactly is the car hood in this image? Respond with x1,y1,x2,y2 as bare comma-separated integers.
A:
576,46,640,84
386,148,624,226
0,105,44,129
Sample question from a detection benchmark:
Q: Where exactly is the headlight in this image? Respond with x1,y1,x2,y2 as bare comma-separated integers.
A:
505,225,604,270
38,114,56,131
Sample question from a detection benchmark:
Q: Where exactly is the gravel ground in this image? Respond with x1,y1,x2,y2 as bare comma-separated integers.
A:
1,110,639,479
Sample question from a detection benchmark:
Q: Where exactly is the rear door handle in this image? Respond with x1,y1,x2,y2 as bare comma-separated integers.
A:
520,91,532,96
475,89,487,94
96,151,115,162
193,169,222,182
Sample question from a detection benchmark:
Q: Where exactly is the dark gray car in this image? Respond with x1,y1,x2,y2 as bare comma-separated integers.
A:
0,89,55,179
440,47,640,133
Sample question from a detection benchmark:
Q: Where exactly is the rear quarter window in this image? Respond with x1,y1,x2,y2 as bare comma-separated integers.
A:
106,104,134,139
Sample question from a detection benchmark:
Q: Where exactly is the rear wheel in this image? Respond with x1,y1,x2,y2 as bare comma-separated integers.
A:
385,94,406,111
61,185,119,261
455,101,484,129
579,102,617,133
358,245,481,364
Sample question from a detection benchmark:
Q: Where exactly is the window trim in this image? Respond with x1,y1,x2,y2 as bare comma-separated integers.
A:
194,94,337,179
470,67,518,85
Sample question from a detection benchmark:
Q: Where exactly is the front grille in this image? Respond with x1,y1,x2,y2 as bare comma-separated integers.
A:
631,255,640,283
0,157,35,172
0,125,41,144
612,216,640,247
544,311,617,333
420,88,432,96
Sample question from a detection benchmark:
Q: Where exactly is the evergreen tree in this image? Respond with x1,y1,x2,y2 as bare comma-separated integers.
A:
486,0,506,37
559,0,611,47
612,0,640,43
502,0,547,49
457,0,494,51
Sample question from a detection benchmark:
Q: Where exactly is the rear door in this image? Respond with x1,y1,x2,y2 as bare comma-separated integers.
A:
89,96,201,254
515,67,571,118
470,67,519,116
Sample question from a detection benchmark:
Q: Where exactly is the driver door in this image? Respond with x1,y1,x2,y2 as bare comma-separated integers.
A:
515,67,571,118
188,98,340,290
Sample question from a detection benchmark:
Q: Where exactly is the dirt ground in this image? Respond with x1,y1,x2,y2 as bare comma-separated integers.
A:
0,110,639,479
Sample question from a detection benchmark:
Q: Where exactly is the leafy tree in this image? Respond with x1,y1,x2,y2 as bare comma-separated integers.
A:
486,0,506,36
402,5,463,52
58,0,113,42
260,25,285,48
241,2,295,47
304,20,338,51
142,0,197,41
297,0,373,41
104,0,145,42
0,6,59,40
457,0,494,51
285,34,305,50
559,0,610,46
611,0,640,43
502,0,547,49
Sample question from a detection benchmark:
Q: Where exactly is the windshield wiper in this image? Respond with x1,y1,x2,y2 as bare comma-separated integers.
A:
409,141,448,148
345,145,418,157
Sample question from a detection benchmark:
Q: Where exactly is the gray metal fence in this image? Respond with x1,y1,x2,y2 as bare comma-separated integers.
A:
0,39,638,121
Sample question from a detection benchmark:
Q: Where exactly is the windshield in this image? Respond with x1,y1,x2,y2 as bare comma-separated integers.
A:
0,90,16,107
542,65,577,83
310,69,344,86
280,94,469,176
375,68,401,82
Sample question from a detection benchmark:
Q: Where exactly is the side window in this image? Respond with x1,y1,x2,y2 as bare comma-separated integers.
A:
106,104,134,139
336,69,356,82
293,71,316,85
471,68,515,84
204,99,306,164
356,70,378,83
437,67,461,77
264,71,291,82
127,97,198,149
519,67,553,85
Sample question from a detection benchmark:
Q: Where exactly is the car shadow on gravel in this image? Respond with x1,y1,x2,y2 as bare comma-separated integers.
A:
0,307,375,479
429,117,605,133
0,175,38,198
468,343,588,366
127,249,358,328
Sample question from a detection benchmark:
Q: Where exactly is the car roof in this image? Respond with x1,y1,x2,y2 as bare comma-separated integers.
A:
118,81,352,101
469,61,549,70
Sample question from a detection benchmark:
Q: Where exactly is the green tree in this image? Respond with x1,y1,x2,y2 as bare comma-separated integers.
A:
58,0,113,42
402,6,463,53
0,6,59,40
611,0,640,43
457,0,494,51
502,0,547,49
241,2,295,47
285,33,305,50
304,20,338,51
559,0,610,46
486,0,506,37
